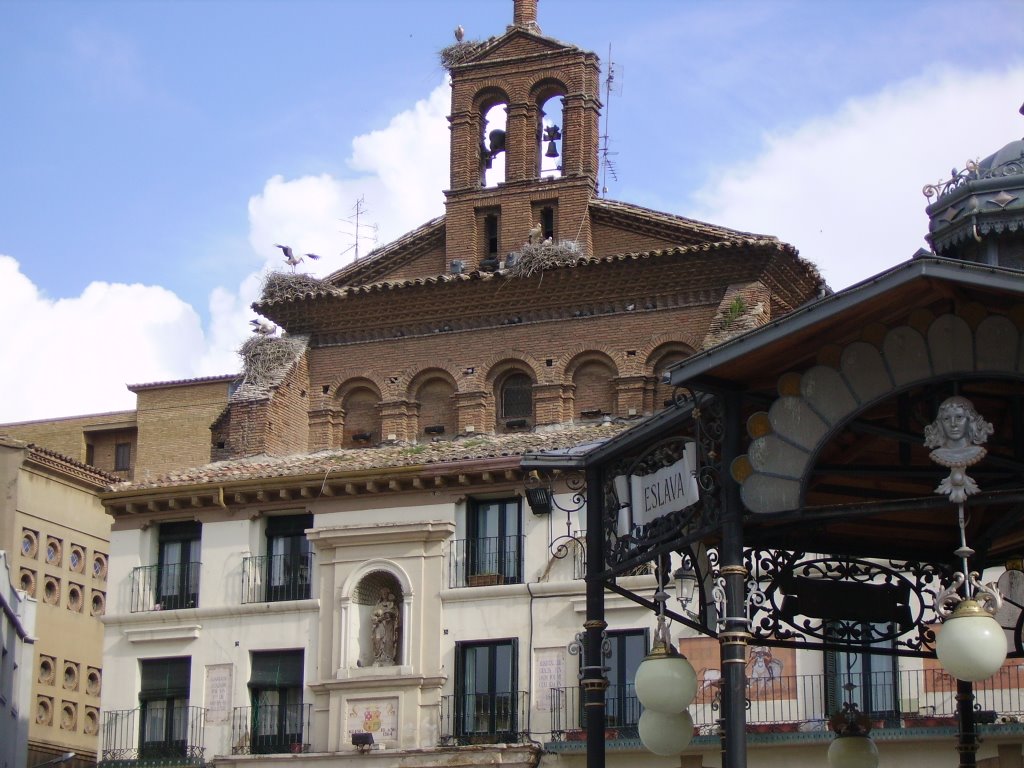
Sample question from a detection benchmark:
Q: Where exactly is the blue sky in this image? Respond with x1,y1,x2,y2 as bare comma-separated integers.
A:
1,0,1022,422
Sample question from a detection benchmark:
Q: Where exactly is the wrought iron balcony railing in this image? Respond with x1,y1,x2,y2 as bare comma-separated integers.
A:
448,535,524,588
439,692,529,744
548,667,1024,740
130,562,200,612
230,703,312,754
241,553,313,604
99,706,205,766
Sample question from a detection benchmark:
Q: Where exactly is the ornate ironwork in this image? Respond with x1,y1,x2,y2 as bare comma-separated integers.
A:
744,550,949,654
601,390,724,573
526,469,586,560
923,155,1024,202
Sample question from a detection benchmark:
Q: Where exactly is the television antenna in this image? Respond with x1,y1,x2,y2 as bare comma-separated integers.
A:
338,196,379,262
598,44,622,197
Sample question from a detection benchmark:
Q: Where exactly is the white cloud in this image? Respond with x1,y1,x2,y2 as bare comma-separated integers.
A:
0,255,205,421
0,81,452,423
689,66,1024,291
246,81,451,280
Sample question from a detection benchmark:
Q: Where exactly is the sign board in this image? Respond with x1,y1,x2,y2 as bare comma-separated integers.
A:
613,441,699,535
204,664,233,724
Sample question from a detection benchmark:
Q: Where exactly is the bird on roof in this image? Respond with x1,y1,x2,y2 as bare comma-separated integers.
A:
454,24,465,42
528,222,542,244
275,243,301,270
249,319,277,336
542,236,553,246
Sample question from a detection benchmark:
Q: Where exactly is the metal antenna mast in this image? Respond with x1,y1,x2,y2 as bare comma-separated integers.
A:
339,196,378,262
599,44,620,197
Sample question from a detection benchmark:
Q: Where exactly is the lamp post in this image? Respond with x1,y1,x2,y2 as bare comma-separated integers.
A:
635,579,698,756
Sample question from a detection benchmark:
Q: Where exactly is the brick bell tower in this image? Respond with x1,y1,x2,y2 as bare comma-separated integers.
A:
444,0,602,271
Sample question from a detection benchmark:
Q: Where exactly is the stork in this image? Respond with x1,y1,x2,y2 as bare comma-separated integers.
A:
528,222,542,245
249,319,276,336
454,24,465,42
275,244,302,270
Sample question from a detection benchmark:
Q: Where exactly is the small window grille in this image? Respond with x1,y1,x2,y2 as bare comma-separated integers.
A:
501,374,533,419
115,442,132,471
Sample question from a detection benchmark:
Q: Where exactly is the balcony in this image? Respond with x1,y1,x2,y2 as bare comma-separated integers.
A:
99,706,206,767
130,563,200,612
548,668,1024,741
241,553,312,603
230,703,312,754
439,692,530,744
448,536,523,588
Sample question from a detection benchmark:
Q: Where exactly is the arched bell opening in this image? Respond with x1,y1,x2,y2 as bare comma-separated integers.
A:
481,101,508,188
532,80,566,180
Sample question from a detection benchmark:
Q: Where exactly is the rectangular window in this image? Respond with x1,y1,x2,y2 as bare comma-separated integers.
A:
540,206,555,241
139,657,191,759
456,639,517,742
467,498,521,585
85,443,95,467
597,630,646,734
249,650,305,753
115,442,132,471
158,522,201,610
825,622,899,724
485,214,499,257
266,515,313,602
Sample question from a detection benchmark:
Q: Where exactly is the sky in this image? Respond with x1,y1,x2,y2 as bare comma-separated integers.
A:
0,0,1022,422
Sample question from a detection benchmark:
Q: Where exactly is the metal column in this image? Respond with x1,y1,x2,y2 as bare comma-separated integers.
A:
583,464,608,768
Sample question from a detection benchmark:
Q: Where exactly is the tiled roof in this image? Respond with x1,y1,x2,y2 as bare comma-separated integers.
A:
324,216,445,288
111,422,631,493
589,198,767,241
0,435,122,485
128,373,239,391
263,238,798,301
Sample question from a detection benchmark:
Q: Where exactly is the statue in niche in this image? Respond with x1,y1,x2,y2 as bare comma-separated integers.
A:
370,590,400,666
924,395,994,503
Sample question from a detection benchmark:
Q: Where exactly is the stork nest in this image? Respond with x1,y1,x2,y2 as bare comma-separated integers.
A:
506,240,583,278
259,271,329,304
238,334,306,391
439,40,484,69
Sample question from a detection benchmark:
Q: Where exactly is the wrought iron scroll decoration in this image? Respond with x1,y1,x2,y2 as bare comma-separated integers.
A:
525,468,587,561
743,549,951,654
601,387,724,573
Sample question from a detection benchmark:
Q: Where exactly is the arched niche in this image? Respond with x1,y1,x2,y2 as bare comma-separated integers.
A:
350,569,405,669
648,343,696,412
565,351,618,419
409,370,458,440
336,379,382,446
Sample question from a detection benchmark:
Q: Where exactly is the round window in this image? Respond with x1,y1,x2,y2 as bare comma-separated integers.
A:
45,539,61,565
67,585,83,612
22,530,38,558
36,697,52,725
63,663,79,690
43,578,59,605
90,591,105,617
92,554,108,580
70,548,84,572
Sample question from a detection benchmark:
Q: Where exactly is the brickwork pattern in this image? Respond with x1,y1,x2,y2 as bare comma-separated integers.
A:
134,381,233,479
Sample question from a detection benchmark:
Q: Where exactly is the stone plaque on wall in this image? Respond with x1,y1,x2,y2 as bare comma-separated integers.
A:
346,697,399,743
535,647,566,712
205,664,233,724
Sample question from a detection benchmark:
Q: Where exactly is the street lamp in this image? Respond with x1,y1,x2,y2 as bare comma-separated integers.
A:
924,397,1007,681
635,583,697,755
827,705,878,768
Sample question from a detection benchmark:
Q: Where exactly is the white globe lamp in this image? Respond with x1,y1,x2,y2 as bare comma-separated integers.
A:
638,708,694,756
935,599,1007,682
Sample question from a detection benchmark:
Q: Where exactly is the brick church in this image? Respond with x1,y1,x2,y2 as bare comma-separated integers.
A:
2,2,827,767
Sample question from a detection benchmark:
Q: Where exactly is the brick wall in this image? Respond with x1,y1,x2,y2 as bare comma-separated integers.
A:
0,412,135,467
134,381,233,479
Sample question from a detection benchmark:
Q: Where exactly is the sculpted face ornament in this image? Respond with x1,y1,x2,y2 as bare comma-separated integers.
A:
924,395,1007,681
924,396,994,503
